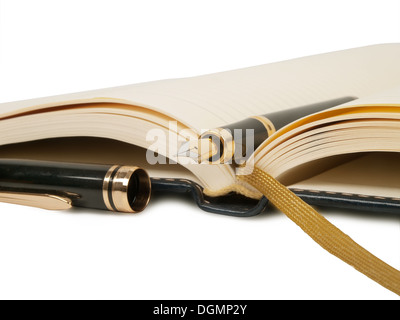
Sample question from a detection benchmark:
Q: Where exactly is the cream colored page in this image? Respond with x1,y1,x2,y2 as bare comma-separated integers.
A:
289,153,400,199
249,84,400,173
1,44,400,132
329,84,400,109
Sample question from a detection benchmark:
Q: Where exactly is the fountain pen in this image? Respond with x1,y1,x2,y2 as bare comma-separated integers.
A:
0,159,151,213
178,96,356,164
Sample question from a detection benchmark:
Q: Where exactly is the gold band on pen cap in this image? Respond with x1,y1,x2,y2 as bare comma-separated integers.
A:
103,165,151,213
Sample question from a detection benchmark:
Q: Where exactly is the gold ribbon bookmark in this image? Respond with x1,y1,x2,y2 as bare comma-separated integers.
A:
239,167,400,296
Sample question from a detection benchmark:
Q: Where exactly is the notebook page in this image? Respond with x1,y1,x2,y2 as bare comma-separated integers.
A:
0,44,400,132
330,85,400,109
289,153,400,199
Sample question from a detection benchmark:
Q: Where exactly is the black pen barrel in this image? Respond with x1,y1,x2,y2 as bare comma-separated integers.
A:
204,96,357,164
261,96,357,131
0,159,151,213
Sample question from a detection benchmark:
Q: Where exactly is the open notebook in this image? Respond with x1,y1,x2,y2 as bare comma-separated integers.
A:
0,44,400,215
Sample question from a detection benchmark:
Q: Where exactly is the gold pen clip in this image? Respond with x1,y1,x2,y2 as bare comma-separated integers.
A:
0,191,72,210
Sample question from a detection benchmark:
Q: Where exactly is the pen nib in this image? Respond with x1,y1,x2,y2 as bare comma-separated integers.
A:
177,141,202,161
177,139,218,163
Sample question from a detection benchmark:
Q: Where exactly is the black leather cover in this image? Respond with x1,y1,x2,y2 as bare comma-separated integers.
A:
151,177,269,217
151,178,400,216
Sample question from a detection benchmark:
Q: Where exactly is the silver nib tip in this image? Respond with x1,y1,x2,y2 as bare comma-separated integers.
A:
176,141,202,161
177,139,218,163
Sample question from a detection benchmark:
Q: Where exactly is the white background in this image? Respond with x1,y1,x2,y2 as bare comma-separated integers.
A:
0,0,399,300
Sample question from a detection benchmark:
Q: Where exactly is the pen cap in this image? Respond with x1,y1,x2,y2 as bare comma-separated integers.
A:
0,159,152,213
103,166,151,213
